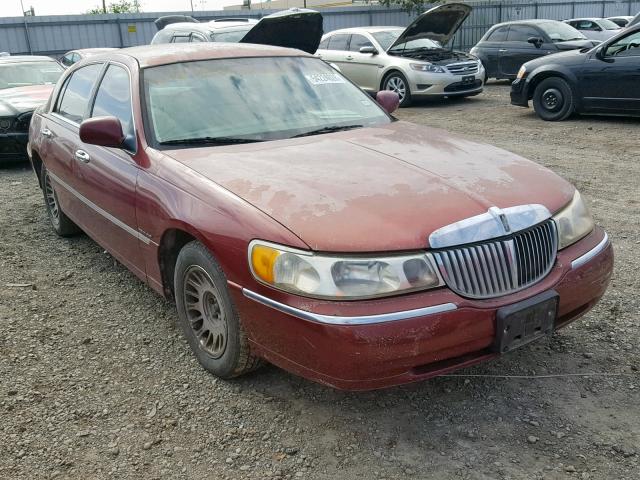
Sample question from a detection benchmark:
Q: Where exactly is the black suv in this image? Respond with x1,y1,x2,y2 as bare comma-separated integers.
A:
511,24,640,121
470,20,596,81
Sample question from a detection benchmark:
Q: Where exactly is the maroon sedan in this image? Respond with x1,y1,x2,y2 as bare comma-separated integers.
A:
28,43,613,390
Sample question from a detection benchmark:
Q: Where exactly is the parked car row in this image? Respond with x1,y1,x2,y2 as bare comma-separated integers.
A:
25,42,612,390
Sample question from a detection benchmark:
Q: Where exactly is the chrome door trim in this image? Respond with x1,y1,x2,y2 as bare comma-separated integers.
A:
571,232,609,269
242,288,457,325
47,170,157,246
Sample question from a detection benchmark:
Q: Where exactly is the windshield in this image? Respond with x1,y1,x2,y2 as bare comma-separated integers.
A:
211,27,252,42
538,22,587,42
374,29,442,52
143,56,390,145
0,61,63,90
598,18,622,30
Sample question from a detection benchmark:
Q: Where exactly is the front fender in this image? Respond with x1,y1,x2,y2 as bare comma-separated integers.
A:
524,65,580,103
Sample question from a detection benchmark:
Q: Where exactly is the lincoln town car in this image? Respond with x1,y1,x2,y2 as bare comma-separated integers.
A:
28,43,613,390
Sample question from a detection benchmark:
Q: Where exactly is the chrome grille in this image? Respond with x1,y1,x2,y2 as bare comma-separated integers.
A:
433,220,557,299
446,62,479,75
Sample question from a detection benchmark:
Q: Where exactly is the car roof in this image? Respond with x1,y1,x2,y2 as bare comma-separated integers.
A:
162,19,257,33
97,43,310,68
565,18,603,22
489,19,565,29
0,55,58,64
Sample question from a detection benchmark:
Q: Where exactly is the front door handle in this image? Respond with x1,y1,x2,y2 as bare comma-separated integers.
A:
498,49,508,53
74,149,90,163
41,128,52,137
345,56,354,61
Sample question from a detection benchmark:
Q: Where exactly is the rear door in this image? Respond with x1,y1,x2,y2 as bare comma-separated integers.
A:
72,63,145,277
498,24,554,77
579,29,640,111
316,34,353,78
43,63,104,224
477,25,509,78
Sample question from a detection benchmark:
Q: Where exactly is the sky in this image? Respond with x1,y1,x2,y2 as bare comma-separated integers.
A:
0,0,240,18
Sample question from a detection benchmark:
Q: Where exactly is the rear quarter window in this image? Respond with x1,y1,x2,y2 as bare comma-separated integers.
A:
486,26,509,42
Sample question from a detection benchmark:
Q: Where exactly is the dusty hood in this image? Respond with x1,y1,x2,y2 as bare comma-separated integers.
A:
163,122,574,252
240,8,323,54
388,3,472,50
0,84,54,117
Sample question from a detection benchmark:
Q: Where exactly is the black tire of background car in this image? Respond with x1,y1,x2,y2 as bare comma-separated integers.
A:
383,71,413,108
41,165,81,237
174,241,262,379
532,77,575,122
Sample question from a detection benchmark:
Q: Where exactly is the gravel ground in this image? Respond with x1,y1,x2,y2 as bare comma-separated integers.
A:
1,83,639,480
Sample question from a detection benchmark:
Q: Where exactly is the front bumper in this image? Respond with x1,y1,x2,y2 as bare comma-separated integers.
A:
234,227,612,390
407,67,485,98
510,78,529,107
0,132,29,162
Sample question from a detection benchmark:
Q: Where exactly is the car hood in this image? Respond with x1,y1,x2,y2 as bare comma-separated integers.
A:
388,3,472,50
0,84,54,117
525,47,589,69
556,39,598,50
240,8,323,54
163,122,574,252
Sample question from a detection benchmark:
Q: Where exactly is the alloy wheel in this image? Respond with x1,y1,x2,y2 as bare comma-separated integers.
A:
44,171,61,228
182,265,228,359
386,76,406,102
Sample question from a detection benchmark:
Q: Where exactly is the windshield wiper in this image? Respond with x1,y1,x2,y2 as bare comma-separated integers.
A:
291,125,363,138
159,136,263,146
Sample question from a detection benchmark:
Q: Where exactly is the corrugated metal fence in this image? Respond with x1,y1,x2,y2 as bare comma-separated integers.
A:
1,0,638,57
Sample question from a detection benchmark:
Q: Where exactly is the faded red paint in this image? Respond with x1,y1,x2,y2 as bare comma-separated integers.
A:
28,44,614,390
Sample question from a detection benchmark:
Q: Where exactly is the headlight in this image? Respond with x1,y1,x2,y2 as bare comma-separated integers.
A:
552,190,594,250
516,65,527,80
410,63,446,73
249,241,443,299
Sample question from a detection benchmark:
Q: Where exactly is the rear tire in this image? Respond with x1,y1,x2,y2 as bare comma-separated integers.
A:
382,71,412,107
532,77,575,121
174,241,262,379
41,165,80,237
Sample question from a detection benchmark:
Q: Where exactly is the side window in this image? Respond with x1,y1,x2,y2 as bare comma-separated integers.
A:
171,35,190,43
190,33,206,42
55,63,103,123
61,54,74,67
486,26,509,42
606,30,640,57
151,30,172,44
350,34,373,52
328,34,350,51
506,25,542,42
318,37,329,50
91,64,134,142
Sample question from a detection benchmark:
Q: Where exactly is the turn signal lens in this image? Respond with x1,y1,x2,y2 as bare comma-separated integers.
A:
251,244,280,283
516,65,527,79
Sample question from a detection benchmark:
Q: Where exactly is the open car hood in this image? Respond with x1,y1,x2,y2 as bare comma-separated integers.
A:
240,8,323,54
388,3,472,51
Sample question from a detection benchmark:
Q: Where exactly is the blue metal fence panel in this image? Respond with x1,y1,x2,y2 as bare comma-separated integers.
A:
0,0,637,57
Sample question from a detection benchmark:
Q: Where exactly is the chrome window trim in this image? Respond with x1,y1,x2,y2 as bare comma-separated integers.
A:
571,232,609,269
48,171,157,246
242,288,457,325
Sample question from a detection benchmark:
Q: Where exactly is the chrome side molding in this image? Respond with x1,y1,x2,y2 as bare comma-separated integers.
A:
242,288,457,325
429,204,552,249
571,232,609,270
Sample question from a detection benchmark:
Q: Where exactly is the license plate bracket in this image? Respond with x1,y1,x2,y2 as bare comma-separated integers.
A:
492,290,558,354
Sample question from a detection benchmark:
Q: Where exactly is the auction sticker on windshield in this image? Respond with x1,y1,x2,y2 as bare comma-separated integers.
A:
305,73,345,85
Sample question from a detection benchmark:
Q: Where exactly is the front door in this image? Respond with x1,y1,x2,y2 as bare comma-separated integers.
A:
316,34,353,79
499,25,554,77
341,34,383,92
579,29,640,111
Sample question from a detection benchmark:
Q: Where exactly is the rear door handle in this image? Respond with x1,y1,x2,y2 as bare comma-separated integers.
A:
74,149,90,163
41,128,52,137
345,56,354,61
499,49,508,52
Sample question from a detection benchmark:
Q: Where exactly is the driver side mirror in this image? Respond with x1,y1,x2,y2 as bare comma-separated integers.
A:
527,37,544,48
595,46,614,63
79,116,125,148
376,90,399,114
359,46,378,55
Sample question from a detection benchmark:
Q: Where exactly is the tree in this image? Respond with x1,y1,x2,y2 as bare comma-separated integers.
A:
87,0,142,14
378,0,438,14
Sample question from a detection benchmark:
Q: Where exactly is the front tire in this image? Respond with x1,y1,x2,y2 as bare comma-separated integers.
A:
382,71,412,107
41,165,80,236
532,77,575,121
174,241,262,379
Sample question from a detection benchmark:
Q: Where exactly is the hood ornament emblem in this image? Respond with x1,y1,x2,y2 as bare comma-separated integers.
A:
489,206,511,234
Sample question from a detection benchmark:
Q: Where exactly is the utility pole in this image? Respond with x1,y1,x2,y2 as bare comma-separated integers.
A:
190,0,194,11
19,0,33,54
102,0,107,13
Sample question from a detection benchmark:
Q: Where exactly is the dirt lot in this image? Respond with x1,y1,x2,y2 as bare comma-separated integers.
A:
1,83,639,480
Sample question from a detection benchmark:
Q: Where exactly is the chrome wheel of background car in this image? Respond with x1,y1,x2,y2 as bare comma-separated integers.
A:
44,171,61,228
542,88,563,111
182,265,228,359
385,76,406,102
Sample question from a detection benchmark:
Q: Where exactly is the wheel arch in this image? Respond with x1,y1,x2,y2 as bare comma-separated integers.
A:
526,67,579,103
157,226,202,299
30,149,44,189
379,67,409,91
